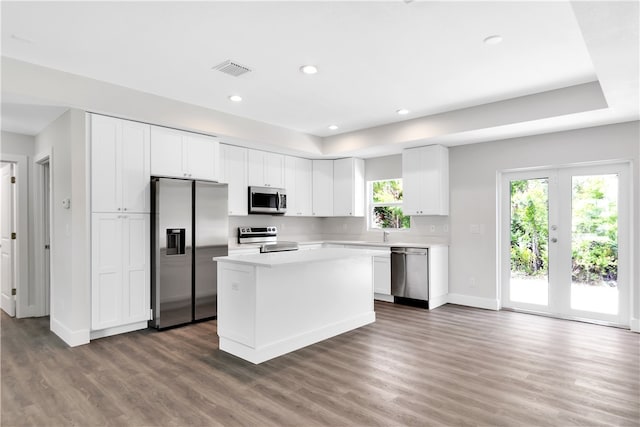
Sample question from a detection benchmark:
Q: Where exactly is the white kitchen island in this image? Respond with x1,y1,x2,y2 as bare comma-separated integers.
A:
213,248,377,364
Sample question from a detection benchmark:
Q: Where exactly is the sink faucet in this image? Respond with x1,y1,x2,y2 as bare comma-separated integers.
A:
383,231,390,243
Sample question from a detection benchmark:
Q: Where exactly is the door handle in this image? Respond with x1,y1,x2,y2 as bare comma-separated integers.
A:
551,238,558,243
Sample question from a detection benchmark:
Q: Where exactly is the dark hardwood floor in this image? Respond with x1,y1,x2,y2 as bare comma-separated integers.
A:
2,302,639,426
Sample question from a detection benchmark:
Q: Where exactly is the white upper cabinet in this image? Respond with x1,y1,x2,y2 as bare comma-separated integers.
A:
183,133,220,181
91,114,150,213
219,144,248,216
247,149,285,188
284,156,312,216
150,126,219,181
312,160,334,217
333,158,365,217
402,145,449,216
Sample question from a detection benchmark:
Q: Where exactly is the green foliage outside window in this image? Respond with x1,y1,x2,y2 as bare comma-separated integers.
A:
571,176,618,284
510,175,618,285
370,180,410,229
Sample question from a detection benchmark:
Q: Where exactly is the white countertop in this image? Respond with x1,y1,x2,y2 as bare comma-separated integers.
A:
215,247,383,268
301,240,444,249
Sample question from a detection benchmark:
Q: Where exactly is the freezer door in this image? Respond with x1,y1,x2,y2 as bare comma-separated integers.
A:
152,178,193,329
194,181,228,320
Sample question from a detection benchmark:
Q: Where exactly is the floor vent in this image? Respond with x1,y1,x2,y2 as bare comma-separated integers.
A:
212,60,252,77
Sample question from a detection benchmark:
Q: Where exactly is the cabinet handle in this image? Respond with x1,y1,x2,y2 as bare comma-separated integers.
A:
123,208,127,211
117,207,121,211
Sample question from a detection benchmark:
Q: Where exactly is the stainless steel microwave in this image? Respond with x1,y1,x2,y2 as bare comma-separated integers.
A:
248,186,287,215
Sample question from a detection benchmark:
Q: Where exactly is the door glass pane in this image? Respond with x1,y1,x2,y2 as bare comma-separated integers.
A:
509,178,549,305
571,174,618,314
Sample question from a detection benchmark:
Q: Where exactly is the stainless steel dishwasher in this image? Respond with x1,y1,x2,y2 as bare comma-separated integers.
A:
391,247,429,305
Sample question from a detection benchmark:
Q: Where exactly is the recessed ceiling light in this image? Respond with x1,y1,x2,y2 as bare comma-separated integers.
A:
328,125,339,130
483,35,503,45
396,109,410,115
300,65,318,75
228,95,243,102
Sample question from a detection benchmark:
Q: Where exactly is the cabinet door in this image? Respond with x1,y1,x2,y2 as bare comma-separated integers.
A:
150,126,184,178
312,160,333,216
121,214,150,324
184,133,219,181
92,213,123,330
333,158,352,216
265,152,285,188
247,149,266,187
91,115,121,212
402,146,423,215
420,145,449,215
220,144,248,215
121,120,150,213
284,156,297,216
296,158,313,216
373,256,391,294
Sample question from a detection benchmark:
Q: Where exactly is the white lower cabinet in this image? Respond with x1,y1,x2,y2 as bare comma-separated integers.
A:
373,255,391,296
91,213,150,333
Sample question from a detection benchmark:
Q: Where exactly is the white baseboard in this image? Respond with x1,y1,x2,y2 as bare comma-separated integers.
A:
631,318,640,333
220,311,376,364
90,321,148,340
447,293,500,311
50,316,90,347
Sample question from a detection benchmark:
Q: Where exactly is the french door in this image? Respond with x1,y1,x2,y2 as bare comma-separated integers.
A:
500,163,630,326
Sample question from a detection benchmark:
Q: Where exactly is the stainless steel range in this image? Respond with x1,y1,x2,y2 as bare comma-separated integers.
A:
238,226,299,253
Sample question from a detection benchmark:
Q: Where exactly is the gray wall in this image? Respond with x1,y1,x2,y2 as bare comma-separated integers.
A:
448,121,639,323
35,109,90,345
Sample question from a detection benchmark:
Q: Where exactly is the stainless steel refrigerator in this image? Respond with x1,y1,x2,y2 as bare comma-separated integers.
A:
150,178,228,329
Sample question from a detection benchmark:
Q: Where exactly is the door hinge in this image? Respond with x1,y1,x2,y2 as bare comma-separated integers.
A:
11,176,15,184
11,232,16,240
149,309,153,320
45,244,50,249
11,288,16,296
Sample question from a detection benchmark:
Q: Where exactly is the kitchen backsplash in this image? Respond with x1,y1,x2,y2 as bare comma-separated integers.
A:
229,215,449,245
228,216,324,244
321,216,450,244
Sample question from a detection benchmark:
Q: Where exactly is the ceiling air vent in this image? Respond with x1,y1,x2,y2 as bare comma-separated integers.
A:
212,60,252,77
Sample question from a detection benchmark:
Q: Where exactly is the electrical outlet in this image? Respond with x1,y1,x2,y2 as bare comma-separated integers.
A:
469,277,477,288
430,225,436,232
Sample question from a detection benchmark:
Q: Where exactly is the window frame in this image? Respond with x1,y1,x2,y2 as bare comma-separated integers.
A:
367,179,409,231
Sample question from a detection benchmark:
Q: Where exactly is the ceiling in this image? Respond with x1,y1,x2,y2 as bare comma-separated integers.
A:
1,1,638,153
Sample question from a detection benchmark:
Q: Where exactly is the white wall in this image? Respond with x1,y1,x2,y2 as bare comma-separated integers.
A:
448,121,640,324
0,131,39,315
35,110,90,346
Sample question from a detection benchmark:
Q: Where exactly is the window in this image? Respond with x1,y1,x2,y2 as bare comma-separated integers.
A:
369,179,410,229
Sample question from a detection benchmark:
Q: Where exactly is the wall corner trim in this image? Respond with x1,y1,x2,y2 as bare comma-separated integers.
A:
447,293,500,311
50,317,90,347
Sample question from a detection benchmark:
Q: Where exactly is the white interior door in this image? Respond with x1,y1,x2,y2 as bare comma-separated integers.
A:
44,161,51,315
501,163,630,326
1,162,16,317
